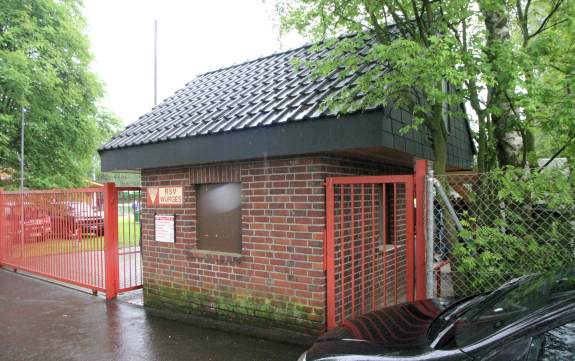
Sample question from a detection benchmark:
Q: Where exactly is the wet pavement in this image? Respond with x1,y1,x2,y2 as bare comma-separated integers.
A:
0,269,307,361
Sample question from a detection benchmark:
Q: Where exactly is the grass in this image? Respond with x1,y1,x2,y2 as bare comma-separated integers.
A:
117,216,141,248
7,217,141,258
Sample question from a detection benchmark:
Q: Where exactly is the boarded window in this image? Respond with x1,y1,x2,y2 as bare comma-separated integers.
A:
196,183,242,253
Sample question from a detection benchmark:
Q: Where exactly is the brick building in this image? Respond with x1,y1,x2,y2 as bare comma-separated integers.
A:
100,40,474,335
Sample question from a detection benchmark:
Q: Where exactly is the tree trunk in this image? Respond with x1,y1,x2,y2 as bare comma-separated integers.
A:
480,0,522,168
524,128,537,168
468,79,490,173
426,106,449,176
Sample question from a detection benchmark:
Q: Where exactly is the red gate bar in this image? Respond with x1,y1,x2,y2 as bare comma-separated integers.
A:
382,183,387,306
414,159,428,299
325,178,336,329
404,180,415,302
104,183,119,300
350,184,355,318
394,183,398,304
360,184,365,314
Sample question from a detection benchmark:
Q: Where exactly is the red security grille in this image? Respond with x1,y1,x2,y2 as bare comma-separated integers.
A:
326,176,415,329
0,188,107,292
117,187,143,292
0,184,143,298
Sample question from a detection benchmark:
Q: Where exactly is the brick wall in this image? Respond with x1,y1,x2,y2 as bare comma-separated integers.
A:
141,155,409,334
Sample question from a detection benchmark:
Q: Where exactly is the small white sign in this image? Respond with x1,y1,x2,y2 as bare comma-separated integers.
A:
155,214,175,243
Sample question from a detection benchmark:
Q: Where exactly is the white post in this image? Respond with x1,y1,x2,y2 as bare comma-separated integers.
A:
20,107,25,254
426,169,435,298
20,107,24,190
154,20,158,106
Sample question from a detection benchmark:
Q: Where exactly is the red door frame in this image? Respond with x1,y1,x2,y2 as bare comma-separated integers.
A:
414,160,428,299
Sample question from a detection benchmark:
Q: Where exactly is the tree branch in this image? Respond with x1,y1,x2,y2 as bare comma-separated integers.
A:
410,0,429,45
538,133,575,172
528,0,565,40
548,63,575,76
362,1,389,43
386,5,416,39
516,0,529,46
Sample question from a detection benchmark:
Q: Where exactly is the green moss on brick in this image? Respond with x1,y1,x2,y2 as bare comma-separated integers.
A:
143,284,324,334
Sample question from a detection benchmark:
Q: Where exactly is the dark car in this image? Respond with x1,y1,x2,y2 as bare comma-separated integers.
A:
50,201,104,238
299,268,575,361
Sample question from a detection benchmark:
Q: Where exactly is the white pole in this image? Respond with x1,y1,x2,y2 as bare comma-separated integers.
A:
154,19,158,106
20,107,24,190
426,169,435,299
20,107,25,253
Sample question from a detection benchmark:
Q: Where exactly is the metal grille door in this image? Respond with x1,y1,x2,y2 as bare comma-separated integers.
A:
117,187,143,292
326,176,415,329
0,188,107,292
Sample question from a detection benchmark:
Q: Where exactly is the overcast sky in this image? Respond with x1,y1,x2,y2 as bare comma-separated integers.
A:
84,0,305,125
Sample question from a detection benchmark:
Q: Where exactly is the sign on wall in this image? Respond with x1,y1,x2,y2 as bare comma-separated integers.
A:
147,186,183,206
155,214,175,243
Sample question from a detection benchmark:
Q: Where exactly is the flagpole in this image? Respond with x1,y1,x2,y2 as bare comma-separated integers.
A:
20,107,24,190
154,19,158,106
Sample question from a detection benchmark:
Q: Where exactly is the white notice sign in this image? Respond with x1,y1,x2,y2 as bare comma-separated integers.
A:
155,214,175,243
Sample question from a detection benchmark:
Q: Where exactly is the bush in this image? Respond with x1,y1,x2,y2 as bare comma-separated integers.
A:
450,167,575,295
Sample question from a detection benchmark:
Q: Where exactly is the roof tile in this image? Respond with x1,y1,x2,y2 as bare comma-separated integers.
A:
101,37,376,151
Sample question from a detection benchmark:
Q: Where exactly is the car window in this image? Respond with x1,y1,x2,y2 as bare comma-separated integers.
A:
528,321,575,361
444,269,575,348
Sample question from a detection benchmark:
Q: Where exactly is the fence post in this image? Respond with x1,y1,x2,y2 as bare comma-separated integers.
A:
104,182,119,301
426,169,435,299
414,159,427,300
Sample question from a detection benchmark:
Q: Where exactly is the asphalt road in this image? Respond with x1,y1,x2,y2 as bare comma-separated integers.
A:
0,269,306,361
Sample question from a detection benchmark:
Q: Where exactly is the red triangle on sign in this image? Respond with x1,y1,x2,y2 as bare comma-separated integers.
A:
148,187,158,206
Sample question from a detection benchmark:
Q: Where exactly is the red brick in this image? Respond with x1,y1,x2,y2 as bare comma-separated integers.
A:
140,155,407,333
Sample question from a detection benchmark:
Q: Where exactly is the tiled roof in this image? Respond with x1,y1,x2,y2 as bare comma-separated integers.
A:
101,39,377,150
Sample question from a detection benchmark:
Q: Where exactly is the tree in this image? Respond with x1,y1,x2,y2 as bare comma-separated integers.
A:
277,0,473,175
275,0,572,174
92,108,123,181
514,0,575,170
0,0,107,189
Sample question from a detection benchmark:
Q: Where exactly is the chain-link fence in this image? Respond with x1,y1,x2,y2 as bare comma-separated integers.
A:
428,168,575,298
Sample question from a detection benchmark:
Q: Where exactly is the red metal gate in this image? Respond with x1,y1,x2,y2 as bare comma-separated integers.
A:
116,186,143,293
0,183,142,300
325,167,426,329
